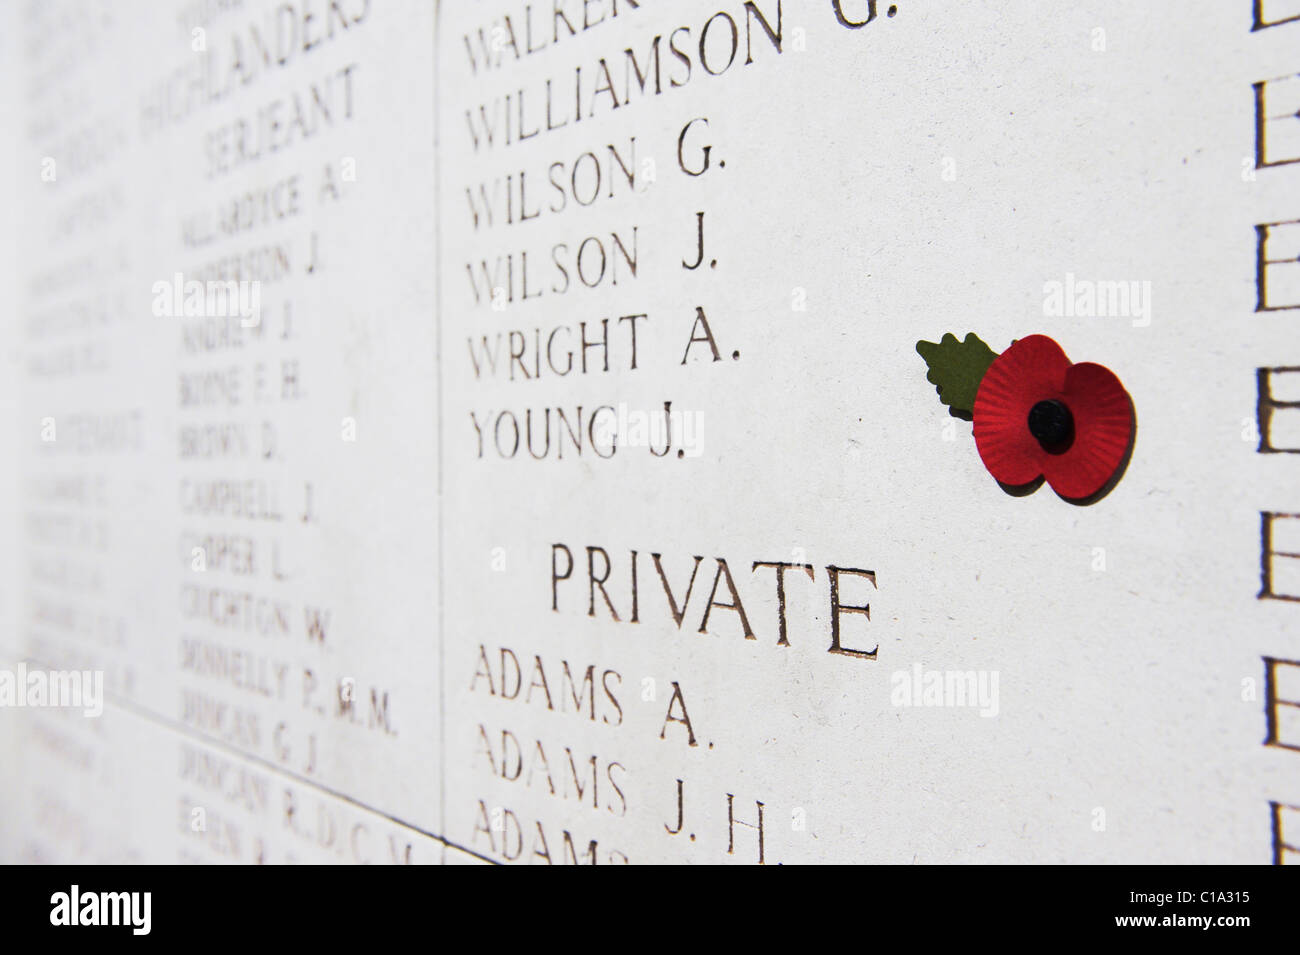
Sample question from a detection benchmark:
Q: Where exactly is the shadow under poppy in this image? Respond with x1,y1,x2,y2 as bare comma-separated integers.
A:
997,476,1045,497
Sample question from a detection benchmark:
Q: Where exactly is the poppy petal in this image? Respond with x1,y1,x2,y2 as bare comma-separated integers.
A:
972,335,1072,487
1040,361,1134,500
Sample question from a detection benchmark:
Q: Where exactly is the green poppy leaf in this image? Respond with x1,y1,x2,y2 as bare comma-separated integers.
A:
915,332,999,415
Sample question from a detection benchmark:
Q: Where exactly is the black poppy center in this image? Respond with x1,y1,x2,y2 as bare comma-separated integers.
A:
1027,399,1074,453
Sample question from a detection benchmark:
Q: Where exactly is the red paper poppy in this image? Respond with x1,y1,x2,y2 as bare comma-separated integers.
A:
972,335,1133,500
